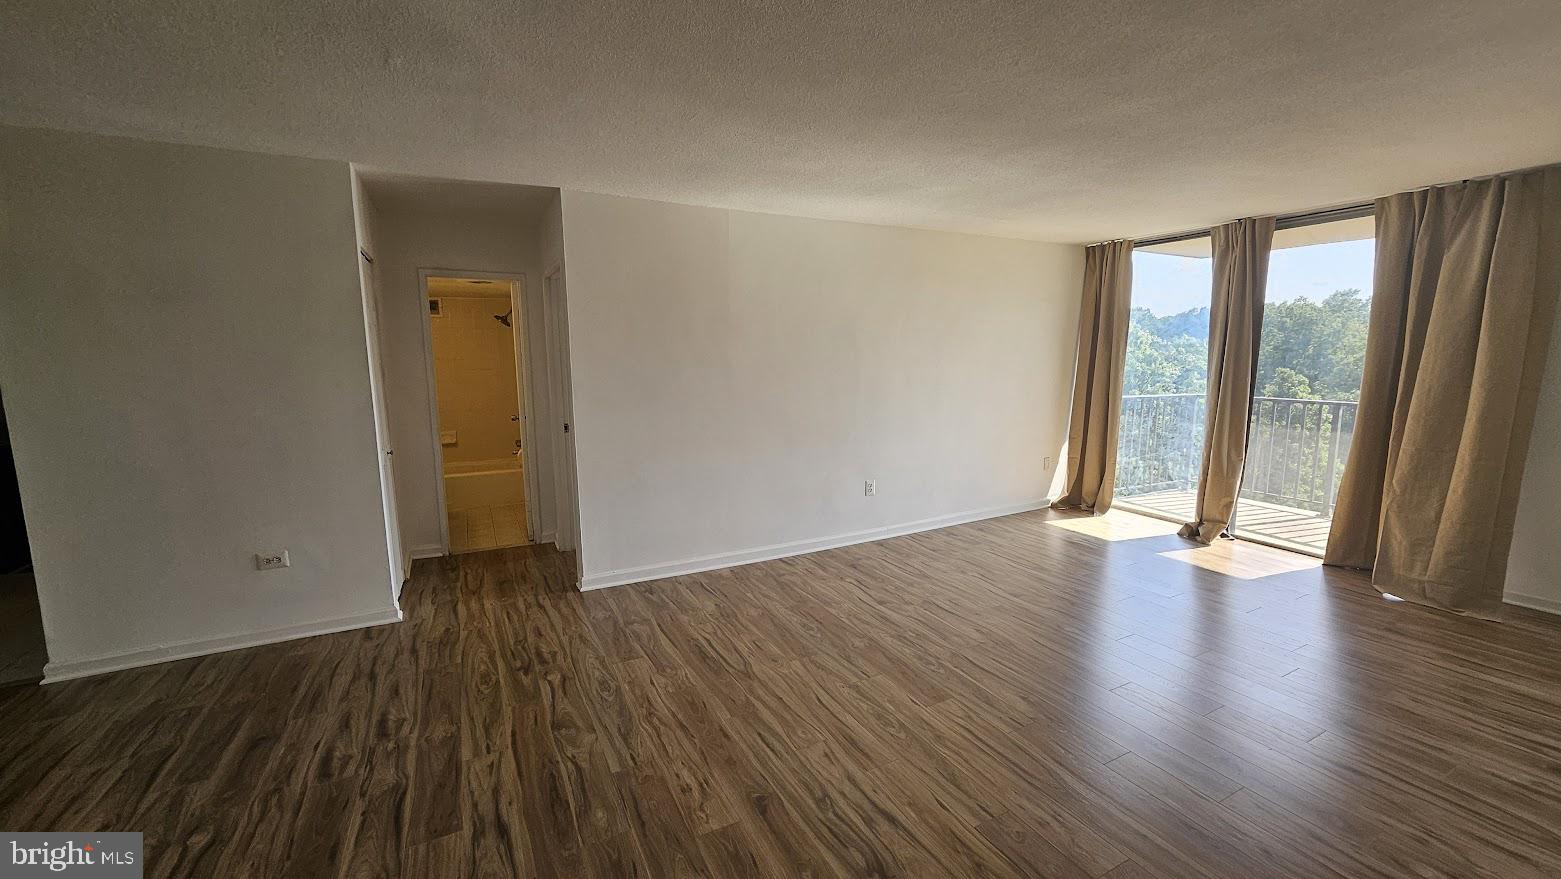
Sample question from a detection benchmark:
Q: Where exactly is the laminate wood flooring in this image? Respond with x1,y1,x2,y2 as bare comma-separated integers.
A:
5,508,1561,878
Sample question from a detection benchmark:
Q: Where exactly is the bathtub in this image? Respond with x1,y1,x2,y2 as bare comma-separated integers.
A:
443,457,525,511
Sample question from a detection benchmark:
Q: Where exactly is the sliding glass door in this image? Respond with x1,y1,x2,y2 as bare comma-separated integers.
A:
1112,221,1374,557
1113,240,1213,522
1232,218,1374,553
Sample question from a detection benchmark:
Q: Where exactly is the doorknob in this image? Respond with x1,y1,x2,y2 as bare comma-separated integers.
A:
510,414,520,422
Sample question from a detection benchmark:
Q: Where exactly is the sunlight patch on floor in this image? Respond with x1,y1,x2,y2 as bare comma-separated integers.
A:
1158,541,1321,580
1045,509,1182,541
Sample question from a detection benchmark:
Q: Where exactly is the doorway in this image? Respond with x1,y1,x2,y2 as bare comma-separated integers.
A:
0,391,46,685
423,273,539,554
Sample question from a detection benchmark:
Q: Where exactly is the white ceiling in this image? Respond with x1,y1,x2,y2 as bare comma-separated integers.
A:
4,0,1560,243
361,171,556,226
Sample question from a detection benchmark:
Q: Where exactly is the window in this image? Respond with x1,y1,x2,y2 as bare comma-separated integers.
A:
1113,240,1213,520
1233,217,1374,553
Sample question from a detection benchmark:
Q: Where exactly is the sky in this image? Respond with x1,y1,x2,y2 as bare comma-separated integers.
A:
1131,238,1375,316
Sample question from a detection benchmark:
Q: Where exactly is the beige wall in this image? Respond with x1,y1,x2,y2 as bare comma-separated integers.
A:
429,291,523,467
558,191,1084,588
0,127,400,679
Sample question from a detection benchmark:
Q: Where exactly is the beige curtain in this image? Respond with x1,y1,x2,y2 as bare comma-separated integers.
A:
1325,166,1561,617
1053,240,1133,513
1179,217,1276,543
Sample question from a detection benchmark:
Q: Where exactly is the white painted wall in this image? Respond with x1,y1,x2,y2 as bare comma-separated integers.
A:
1505,313,1561,614
558,192,1083,588
370,203,554,554
0,127,400,679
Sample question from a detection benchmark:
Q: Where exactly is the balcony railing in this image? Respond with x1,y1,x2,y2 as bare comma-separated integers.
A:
1242,396,1359,514
1115,394,1206,496
1116,394,1359,516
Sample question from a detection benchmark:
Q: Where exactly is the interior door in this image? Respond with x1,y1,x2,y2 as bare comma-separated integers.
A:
359,248,407,590
543,270,581,556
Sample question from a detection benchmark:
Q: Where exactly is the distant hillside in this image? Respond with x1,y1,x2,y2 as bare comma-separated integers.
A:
1124,290,1367,400
1133,306,1210,343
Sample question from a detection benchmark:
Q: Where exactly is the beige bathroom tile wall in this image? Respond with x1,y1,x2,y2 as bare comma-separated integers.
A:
430,296,523,466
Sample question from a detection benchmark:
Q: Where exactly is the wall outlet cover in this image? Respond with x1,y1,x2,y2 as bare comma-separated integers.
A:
256,550,291,571
864,479,876,496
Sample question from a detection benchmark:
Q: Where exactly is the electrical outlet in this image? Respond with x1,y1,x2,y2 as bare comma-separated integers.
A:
864,479,876,497
1043,456,1053,470
256,550,291,571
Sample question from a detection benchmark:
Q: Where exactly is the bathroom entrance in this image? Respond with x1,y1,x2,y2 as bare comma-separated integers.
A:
424,273,537,553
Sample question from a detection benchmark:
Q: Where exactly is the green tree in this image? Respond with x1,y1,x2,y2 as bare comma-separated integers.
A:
1118,288,1372,508
1122,307,1208,395
1262,367,1313,399
1254,289,1368,400
1123,289,1369,402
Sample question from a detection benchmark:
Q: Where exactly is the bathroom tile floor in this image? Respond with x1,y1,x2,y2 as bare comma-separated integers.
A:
448,503,529,553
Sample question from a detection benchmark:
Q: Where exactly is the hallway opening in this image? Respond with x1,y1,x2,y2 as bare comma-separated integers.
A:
425,274,535,553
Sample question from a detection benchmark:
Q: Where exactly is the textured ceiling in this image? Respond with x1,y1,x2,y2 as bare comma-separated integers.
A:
361,171,556,225
4,0,1560,243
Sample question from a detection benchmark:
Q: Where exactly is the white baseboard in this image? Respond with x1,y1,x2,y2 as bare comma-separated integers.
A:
42,607,404,684
580,499,1051,591
1504,591,1561,617
409,544,445,560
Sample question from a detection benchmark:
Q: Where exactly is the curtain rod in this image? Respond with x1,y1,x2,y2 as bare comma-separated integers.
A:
1123,201,1375,250
1106,160,1561,249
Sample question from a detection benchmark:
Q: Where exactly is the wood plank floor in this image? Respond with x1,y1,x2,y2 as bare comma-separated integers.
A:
1118,490,1333,554
5,508,1561,877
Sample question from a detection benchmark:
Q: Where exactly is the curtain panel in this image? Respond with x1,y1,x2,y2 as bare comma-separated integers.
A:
1053,240,1133,513
1179,217,1275,543
1325,166,1561,617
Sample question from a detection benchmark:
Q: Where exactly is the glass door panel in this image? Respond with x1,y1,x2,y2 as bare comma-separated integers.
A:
1114,241,1213,523
1233,220,1374,554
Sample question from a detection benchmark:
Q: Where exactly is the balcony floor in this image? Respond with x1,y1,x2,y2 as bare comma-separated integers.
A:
1115,489,1332,555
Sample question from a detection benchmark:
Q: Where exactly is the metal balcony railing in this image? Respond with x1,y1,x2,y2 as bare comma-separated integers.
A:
1241,396,1359,514
1116,394,1359,516
1115,394,1206,496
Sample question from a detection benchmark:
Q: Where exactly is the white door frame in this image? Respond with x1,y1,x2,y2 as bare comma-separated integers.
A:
416,268,541,553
